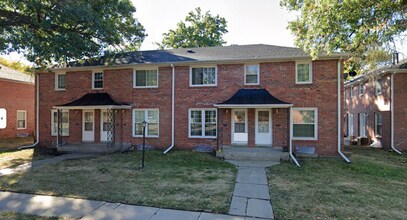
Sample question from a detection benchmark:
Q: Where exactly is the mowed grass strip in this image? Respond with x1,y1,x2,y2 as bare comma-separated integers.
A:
267,146,407,220
0,150,237,213
0,212,65,220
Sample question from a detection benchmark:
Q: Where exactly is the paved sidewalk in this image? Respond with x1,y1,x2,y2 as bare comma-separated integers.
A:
0,191,250,220
227,160,277,219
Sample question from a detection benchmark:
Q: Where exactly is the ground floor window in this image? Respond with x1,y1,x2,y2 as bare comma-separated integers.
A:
348,113,354,137
375,113,382,137
17,110,27,129
292,108,318,140
358,113,367,137
51,110,69,136
189,109,217,138
133,109,159,137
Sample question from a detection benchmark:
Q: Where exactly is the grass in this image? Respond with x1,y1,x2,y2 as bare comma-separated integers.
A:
0,212,64,220
0,137,34,152
267,146,407,220
0,150,237,213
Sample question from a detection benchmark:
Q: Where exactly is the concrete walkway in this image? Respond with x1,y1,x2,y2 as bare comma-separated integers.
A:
227,160,278,219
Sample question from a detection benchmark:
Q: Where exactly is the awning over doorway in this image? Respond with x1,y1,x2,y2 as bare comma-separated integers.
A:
214,89,292,108
54,93,131,109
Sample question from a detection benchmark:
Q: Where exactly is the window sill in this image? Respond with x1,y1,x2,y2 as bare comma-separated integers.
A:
189,84,217,87
92,88,103,90
51,134,69,137
55,89,66,91
292,137,317,141
295,82,313,85
17,128,27,130
189,136,217,139
133,135,159,138
133,86,159,89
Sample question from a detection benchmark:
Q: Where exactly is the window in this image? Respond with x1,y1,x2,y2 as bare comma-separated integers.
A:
190,67,217,86
296,62,312,84
55,73,66,90
358,83,364,96
92,72,103,89
244,64,259,85
375,113,382,137
51,110,69,136
133,109,159,137
350,86,354,97
348,113,354,137
16,110,26,129
375,81,382,95
134,69,158,88
292,108,317,140
189,109,217,138
358,113,367,137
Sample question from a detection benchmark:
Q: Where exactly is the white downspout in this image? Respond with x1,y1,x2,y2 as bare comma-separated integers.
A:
390,73,402,154
19,73,40,150
289,106,300,167
338,61,351,162
163,64,175,154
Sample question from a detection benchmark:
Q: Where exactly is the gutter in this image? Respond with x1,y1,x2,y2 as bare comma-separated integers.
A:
289,106,300,167
163,64,175,154
390,73,402,154
19,73,40,150
338,61,351,163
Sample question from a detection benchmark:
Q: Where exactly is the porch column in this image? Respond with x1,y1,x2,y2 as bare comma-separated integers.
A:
107,108,115,148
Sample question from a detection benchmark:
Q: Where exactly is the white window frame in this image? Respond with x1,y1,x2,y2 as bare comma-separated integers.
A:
348,113,354,137
133,68,159,88
189,66,217,87
16,110,27,130
375,80,382,95
92,71,104,90
358,83,364,96
359,113,367,137
55,73,66,91
350,86,354,98
292,107,318,140
244,64,260,85
188,108,217,138
375,113,382,137
132,109,159,138
295,61,313,84
51,109,69,136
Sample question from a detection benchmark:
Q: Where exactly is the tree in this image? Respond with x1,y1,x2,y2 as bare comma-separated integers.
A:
0,57,32,74
280,0,407,72
0,0,146,66
158,7,228,49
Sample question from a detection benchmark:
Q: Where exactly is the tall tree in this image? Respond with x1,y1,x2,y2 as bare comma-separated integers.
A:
281,0,407,72
0,0,146,66
158,7,228,49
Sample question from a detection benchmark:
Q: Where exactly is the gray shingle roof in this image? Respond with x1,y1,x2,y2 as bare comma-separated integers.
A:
0,65,34,83
68,44,345,68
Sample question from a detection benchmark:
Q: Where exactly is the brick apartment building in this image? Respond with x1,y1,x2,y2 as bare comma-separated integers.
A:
344,59,407,152
0,65,35,138
37,44,347,157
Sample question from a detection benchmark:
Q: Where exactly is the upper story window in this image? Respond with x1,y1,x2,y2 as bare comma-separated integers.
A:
16,110,27,129
190,66,217,86
350,86,354,98
296,61,312,84
92,72,104,89
244,64,259,85
375,80,382,95
134,69,158,88
292,108,318,140
358,83,364,96
55,73,66,90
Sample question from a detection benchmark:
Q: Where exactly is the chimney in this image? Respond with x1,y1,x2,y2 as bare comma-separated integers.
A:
392,52,399,65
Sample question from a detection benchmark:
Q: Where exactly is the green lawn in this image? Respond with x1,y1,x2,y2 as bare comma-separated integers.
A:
0,150,237,213
0,212,63,220
267,146,407,219
0,137,34,152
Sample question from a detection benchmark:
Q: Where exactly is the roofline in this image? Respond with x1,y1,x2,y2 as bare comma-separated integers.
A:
214,104,293,108
53,105,132,110
344,68,407,87
0,77,35,85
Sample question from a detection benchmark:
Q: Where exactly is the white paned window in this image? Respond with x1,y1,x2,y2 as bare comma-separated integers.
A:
359,113,367,137
375,113,382,137
375,81,382,95
134,69,158,88
296,62,312,84
244,64,259,85
92,72,104,89
348,113,354,137
51,110,69,136
190,67,217,86
16,110,26,129
133,109,159,137
358,83,364,96
55,73,66,90
292,108,318,140
189,109,217,138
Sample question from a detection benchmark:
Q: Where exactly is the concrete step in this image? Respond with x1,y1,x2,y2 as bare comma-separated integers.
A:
219,146,289,161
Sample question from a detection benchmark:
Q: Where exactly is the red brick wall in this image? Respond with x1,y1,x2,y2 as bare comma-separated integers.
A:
0,79,35,138
38,59,342,155
394,73,407,151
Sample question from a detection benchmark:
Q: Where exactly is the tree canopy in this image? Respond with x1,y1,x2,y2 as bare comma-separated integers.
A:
158,7,228,49
281,0,407,72
0,0,146,66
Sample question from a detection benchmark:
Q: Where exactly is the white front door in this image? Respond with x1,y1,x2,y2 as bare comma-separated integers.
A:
82,110,94,142
255,109,272,146
232,109,248,144
100,110,108,142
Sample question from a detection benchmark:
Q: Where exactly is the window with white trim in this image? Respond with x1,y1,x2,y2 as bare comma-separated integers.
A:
358,83,364,96
134,69,158,88
133,109,159,137
350,86,354,97
358,113,367,137
16,110,26,129
189,109,217,138
375,80,382,95
296,62,312,84
244,64,259,85
348,113,354,137
92,72,103,89
51,110,69,136
190,67,216,86
55,73,66,90
375,113,382,137
292,108,317,140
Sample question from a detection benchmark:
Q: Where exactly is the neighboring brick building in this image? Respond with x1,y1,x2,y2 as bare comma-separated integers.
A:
38,44,347,156
0,65,35,138
344,59,407,151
